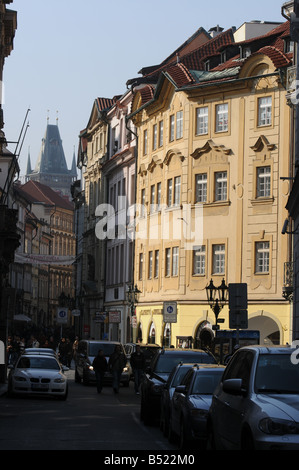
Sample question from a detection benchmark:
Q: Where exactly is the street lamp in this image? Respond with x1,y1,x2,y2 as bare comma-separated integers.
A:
126,284,141,315
206,278,228,329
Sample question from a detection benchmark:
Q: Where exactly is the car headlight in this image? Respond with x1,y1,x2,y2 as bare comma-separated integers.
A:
259,418,299,435
88,365,94,371
54,378,66,383
123,366,129,372
14,376,26,382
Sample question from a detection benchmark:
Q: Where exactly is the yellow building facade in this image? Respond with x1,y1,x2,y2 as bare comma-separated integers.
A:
129,24,293,352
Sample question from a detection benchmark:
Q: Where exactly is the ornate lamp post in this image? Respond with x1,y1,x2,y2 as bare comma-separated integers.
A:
126,284,141,342
206,278,228,330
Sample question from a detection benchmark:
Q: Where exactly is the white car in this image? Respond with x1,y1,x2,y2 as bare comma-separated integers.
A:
208,345,299,450
8,354,68,400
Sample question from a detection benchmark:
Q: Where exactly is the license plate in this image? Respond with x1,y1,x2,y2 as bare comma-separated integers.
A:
31,384,49,391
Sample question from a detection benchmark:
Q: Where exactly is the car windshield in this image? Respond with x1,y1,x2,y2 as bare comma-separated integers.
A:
255,354,299,394
88,343,120,357
172,367,191,387
155,353,215,373
16,357,60,371
191,370,223,394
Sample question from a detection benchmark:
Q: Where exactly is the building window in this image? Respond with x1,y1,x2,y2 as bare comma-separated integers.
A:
212,244,225,275
176,110,183,139
174,176,181,206
215,103,228,132
193,245,206,275
170,115,175,142
195,173,207,203
165,248,171,276
153,124,157,150
167,179,173,207
148,251,153,279
215,171,227,201
196,107,209,135
258,97,272,127
159,121,164,147
150,185,155,213
141,188,145,217
157,182,161,210
143,129,148,155
172,247,179,276
139,253,144,280
154,250,159,278
255,241,270,274
257,166,271,198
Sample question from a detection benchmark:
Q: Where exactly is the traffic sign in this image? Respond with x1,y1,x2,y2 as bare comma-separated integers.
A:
229,310,248,329
163,301,177,323
57,307,68,324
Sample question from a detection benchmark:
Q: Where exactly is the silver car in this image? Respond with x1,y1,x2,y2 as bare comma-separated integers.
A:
8,354,68,400
208,345,299,450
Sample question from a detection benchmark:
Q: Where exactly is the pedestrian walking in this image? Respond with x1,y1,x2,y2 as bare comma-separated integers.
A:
108,345,126,393
65,338,73,368
92,349,108,393
130,345,145,394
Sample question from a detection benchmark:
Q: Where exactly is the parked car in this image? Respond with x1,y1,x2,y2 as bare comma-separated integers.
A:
160,362,195,437
75,340,130,386
208,345,299,450
140,348,217,425
7,354,68,400
124,343,161,369
169,364,225,449
23,348,57,358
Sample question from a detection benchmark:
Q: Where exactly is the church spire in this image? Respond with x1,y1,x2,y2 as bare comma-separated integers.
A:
25,147,32,182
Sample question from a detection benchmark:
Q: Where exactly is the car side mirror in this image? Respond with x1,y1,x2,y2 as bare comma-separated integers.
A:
175,385,186,394
223,378,245,395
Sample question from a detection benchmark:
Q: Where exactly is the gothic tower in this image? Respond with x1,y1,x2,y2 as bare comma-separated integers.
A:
26,123,77,198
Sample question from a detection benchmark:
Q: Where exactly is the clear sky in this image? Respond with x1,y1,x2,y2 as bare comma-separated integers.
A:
2,0,288,178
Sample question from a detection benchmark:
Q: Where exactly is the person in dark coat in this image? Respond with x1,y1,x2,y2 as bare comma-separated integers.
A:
108,345,126,393
130,345,146,394
92,349,108,393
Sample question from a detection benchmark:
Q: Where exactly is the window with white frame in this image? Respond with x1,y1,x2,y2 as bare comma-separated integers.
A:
212,244,225,274
159,121,164,147
148,251,153,279
172,247,179,276
157,182,161,210
150,184,155,213
154,250,159,278
139,253,144,280
195,173,207,203
193,245,206,275
167,179,173,207
170,115,175,142
215,171,227,201
215,103,228,132
256,166,271,198
153,124,157,150
176,111,183,139
258,96,272,127
165,248,171,276
255,241,270,274
174,176,181,206
196,107,209,135
143,129,148,155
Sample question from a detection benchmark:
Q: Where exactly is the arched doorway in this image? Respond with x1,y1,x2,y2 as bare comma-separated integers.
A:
148,322,156,344
248,314,280,345
163,323,171,347
194,321,214,349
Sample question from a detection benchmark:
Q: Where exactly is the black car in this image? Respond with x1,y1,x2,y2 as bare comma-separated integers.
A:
169,364,225,449
160,362,195,436
140,348,217,425
124,343,161,372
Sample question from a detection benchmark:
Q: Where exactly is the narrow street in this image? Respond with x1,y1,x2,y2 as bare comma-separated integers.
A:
0,369,176,451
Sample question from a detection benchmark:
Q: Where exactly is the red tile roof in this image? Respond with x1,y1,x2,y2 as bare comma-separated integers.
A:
20,180,74,211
